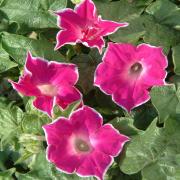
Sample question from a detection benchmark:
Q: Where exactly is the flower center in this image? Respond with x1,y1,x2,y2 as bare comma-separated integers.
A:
75,139,90,153
38,84,58,97
130,62,143,74
81,25,100,40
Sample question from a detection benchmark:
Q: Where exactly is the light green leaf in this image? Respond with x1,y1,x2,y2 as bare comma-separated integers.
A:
53,100,81,119
109,14,145,44
1,34,65,65
143,15,180,54
0,105,24,150
0,0,67,32
95,0,144,22
0,43,17,73
110,117,143,136
150,85,180,123
172,44,180,75
120,117,180,180
0,168,16,180
146,0,180,30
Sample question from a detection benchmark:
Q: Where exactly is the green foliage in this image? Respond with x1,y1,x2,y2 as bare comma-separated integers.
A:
0,0,180,179
0,0,67,33
1,33,65,65
120,117,180,180
150,84,180,123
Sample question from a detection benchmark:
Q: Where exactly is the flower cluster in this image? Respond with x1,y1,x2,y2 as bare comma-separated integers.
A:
9,0,168,180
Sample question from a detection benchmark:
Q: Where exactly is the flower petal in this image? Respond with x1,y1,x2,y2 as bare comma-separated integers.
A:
70,106,103,135
112,82,150,111
98,18,128,36
91,124,129,157
43,119,84,174
85,37,105,53
94,62,123,95
43,118,72,145
56,8,85,30
75,0,97,20
55,30,80,49
47,142,84,174
77,150,113,180
33,96,54,116
136,44,167,86
56,86,82,110
48,62,79,85
103,43,136,68
9,74,40,96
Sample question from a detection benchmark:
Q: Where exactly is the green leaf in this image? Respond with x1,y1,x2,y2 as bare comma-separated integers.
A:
143,15,180,54
72,53,100,94
132,103,158,130
94,0,144,22
0,168,16,180
22,113,50,135
0,43,17,73
110,117,143,136
1,34,65,65
150,85,180,123
53,99,81,119
173,44,180,75
120,117,180,180
146,0,180,30
109,14,145,44
0,105,24,149
0,0,67,33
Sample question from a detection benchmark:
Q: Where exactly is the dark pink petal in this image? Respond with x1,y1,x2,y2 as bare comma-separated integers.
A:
94,62,123,95
55,9,84,49
70,106,103,135
98,18,128,36
75,0,97,20
48,144,84,174
9,74,40,96
56,9,85,30
85,37,105,53
77,150,113,180
55,30,80,50
91,124,129,157
26,52,79,86
43,118,72,145
56,86,82,110
136,44,167,86
48,62,79,85
137,44,168,69
103,43,136,68
25,52,48,80
112,82,150,112
33,96,54,116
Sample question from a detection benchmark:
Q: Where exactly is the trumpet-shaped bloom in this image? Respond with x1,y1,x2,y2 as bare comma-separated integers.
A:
43,106,129,180
94,43,168,112
9,52,82,117
55,0,128,53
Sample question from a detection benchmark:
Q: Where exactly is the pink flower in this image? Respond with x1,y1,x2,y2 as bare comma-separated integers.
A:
55,0,128,53
94,43,168,112
43,106,129,180
9,52,82,117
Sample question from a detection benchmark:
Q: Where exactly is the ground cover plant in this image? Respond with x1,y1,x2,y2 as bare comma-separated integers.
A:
0,0,180,179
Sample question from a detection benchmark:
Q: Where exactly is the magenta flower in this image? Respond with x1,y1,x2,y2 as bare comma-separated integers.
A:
43,106,129,180
55,0,128,53
94,43,168,112
9,52,82,117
